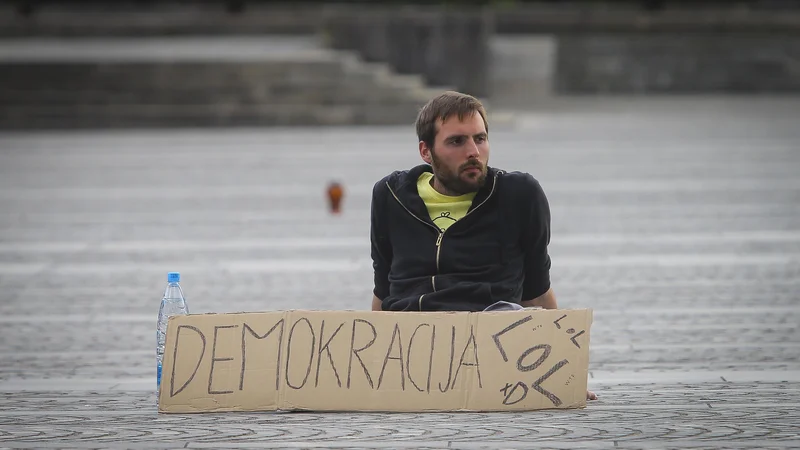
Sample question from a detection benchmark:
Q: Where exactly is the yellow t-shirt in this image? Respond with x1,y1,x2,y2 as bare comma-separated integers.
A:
417,172,476,232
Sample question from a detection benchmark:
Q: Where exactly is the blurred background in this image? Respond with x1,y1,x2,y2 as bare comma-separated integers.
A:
0,3,799,441
1,0,800,127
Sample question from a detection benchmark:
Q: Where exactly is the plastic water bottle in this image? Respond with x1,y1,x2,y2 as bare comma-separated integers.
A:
156,272,189,389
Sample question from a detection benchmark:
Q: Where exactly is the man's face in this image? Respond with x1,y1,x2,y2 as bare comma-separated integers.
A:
420,112,490,196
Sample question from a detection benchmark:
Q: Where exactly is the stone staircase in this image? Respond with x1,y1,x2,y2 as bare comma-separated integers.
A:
0,37,444,129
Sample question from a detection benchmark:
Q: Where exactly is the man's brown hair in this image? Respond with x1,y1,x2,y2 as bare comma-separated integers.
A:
415,91,489,150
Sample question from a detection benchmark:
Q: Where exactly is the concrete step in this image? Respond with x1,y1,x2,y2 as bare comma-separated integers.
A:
0,36,334,62
0,36,436,128
0,103,425,129
0,62,354,89
0,84,428,105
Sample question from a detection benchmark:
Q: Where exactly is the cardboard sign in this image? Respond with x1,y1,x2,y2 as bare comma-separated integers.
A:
157,309,592,413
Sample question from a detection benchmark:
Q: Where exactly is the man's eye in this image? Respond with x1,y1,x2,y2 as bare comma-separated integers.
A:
451,137,465,145
475,136,486,143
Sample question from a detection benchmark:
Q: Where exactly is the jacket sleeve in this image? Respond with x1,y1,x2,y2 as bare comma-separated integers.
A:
370,180,392,301
521,176,552,300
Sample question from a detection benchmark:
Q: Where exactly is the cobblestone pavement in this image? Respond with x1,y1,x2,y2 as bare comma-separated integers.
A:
0,96,799,448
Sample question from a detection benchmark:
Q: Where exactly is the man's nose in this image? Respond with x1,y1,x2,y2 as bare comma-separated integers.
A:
465,138,480,158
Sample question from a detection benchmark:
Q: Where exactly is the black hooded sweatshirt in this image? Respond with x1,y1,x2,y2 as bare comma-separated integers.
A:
370,164,552,312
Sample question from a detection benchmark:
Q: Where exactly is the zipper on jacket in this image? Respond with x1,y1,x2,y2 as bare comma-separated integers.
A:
387,171,502,311
432,170,501,270
435,230,444,271
388,184,441,312
387,182,441,234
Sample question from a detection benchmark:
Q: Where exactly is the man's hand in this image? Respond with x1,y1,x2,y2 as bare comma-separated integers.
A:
521,287,558,309
587,389,597,401
371,295,382,311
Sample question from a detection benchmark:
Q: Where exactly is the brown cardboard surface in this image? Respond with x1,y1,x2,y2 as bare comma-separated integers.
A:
157,309,592,413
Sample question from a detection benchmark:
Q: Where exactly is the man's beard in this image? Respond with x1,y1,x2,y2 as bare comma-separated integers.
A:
430,152,487,196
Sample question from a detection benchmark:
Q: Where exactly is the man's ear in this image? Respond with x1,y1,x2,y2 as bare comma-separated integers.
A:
419,141,433,165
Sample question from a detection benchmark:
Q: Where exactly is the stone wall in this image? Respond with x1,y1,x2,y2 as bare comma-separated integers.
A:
3,3,800,99
0,37,440,129
489,35,557,107
553,33,800,93
322,10,493,97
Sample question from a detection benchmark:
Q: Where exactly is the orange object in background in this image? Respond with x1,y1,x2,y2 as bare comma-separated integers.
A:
327,182,344,214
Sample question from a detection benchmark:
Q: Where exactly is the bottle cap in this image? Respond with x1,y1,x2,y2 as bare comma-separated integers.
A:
167,272,180,283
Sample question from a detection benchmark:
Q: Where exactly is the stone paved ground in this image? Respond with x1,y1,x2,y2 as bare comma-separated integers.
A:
0,96,799,449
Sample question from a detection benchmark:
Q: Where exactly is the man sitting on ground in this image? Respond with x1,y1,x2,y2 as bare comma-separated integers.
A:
369,91,597,400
